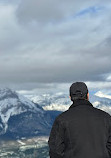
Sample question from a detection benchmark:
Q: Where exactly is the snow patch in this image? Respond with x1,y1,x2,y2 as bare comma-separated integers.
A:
43,104,69,111
95,91,111,99
93,101,100,107
17,140,26,145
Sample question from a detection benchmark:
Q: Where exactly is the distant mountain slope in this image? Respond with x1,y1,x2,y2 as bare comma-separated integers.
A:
1,88,111,139
0,88,53,139
25,92,71,111
24,91,111,115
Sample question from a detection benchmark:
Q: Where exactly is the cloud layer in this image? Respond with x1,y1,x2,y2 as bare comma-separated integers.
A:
0,0,111,90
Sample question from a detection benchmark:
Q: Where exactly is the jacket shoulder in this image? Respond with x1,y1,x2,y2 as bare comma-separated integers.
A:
55,109,70,123
93,106,111,117
57,106,111,120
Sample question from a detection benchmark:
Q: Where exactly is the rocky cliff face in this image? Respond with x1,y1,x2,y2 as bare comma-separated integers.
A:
0,88,53,139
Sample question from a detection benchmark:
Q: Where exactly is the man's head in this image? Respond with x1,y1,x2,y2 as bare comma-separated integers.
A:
69,82,89,102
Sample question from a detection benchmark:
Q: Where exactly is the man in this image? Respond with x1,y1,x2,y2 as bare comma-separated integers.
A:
48,82,111,158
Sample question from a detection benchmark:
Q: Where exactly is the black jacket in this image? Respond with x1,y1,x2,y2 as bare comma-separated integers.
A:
48,99,111,158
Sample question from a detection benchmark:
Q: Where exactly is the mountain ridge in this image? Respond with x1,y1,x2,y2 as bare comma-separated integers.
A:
0,88,52,139
24,91,111,115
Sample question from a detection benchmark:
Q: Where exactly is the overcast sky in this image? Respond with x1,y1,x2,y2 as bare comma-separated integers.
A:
0,0,111,93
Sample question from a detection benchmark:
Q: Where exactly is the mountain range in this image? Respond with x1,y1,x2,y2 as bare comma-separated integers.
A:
24,91,111,115
0,88,111,139
0,88,53,139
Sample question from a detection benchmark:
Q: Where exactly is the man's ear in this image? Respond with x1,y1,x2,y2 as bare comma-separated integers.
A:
87,93,89,100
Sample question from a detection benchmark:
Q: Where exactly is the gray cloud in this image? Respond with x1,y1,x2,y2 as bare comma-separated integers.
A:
0,0,111,91
16,0,107,24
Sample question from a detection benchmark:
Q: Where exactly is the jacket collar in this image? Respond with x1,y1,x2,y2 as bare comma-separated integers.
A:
69,99,93,109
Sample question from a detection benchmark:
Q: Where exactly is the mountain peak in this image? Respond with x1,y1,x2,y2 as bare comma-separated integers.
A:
0,88,44,134
0,88,18,100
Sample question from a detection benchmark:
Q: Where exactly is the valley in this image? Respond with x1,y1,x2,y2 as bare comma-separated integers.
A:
0,136,49,158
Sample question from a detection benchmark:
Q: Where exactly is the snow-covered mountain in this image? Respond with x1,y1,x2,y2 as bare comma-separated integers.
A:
0,88,111,139
0,88,52,138
90,91,111,115
24,91,111,115
25,92,71,111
